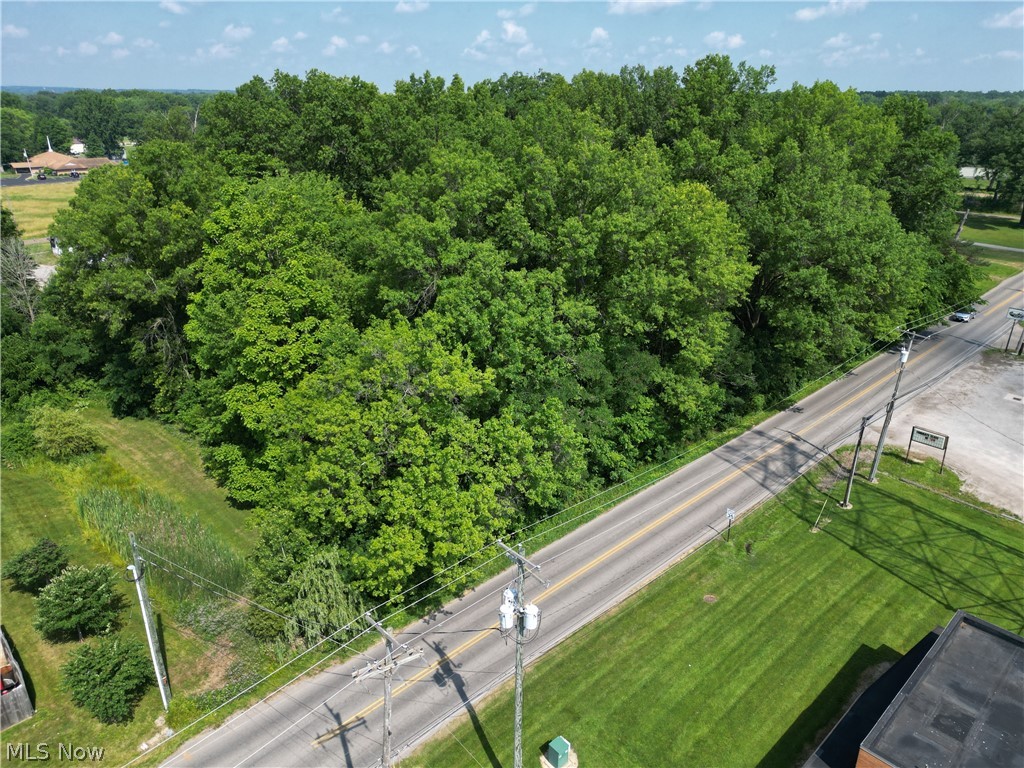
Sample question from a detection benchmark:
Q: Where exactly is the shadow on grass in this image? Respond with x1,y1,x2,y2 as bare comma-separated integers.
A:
781,471,1024,635
756,643,901,768
762,630,941,768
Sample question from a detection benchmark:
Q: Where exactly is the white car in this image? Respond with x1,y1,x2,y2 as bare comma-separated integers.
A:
951,308,977,322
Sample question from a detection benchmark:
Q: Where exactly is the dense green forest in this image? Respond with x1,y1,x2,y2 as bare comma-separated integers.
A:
2,60,1019,641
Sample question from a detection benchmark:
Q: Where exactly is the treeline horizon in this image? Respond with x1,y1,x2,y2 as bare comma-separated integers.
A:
2,57,1016,643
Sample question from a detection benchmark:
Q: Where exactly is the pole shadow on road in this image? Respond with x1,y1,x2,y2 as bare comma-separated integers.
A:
431,639,503,768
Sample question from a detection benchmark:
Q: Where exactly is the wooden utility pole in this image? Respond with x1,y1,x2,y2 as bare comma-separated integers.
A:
869,339,913,482
496,541,548,768
354,613,422,768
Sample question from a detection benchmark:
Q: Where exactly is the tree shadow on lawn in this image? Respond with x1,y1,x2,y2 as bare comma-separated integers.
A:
787,480,1024,635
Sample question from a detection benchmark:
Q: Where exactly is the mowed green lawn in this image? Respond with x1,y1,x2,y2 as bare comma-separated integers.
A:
407,457,1024,768
961,212,1024,250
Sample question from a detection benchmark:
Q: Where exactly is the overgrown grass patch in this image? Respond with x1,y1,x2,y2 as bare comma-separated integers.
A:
407,455,1024,768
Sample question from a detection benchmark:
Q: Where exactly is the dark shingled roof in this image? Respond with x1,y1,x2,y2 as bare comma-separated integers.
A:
860,611,1024,768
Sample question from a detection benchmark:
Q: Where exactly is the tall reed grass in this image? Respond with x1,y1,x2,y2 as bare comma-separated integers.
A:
77,487,247,603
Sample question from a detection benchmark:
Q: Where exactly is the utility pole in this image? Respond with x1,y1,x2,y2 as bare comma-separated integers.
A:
840,416,871,508
127,533,170,710
496,541,548,768
868,339,912,483
353,612,422,768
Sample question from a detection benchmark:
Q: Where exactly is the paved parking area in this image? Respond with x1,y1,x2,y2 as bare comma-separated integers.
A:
868,351,1024,517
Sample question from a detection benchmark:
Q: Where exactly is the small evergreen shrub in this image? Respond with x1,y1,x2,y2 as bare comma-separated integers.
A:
34,565,126,641
61,634,153,723
1,537,69,593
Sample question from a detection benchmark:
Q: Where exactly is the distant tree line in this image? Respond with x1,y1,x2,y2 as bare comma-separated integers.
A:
0,88,212,164
0,59,994,639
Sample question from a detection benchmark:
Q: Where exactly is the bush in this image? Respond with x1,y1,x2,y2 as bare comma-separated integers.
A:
28,405,102,460
61,634,153,723
1,537,69,593
34,565,126,642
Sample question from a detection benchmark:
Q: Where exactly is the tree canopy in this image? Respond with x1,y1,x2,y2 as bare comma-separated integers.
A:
4,61,986,630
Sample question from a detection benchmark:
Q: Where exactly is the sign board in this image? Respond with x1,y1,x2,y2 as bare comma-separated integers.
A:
1008,307,1024,321
726,508,736,522
910,427,948,451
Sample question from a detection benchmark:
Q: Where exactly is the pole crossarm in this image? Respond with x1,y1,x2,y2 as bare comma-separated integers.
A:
495,540,550,589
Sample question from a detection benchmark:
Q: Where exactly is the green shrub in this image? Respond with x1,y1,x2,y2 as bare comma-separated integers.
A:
61,634,152,723
0,416,37,465
1,537,69,593
28,405,102,460
34,564,126,641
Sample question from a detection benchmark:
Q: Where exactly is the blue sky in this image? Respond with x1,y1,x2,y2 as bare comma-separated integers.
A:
2,1,1022,93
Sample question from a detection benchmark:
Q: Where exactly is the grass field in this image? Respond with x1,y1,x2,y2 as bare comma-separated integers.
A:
960,212,1024,250
0,404,255,765
1,181,79,239
406,455,1024,768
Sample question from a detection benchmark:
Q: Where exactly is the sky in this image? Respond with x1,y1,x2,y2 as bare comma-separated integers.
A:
1,1,1022,93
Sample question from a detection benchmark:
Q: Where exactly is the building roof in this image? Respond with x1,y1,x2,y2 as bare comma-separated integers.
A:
860,611,1024,768
8,150,114,173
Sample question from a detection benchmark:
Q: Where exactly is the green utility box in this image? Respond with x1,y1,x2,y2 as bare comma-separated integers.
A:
545,736,571,768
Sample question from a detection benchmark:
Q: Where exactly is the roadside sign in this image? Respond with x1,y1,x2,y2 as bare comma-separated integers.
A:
906,426,950,473
726,508,736,522
1008,307,1024,321
910,427,948,451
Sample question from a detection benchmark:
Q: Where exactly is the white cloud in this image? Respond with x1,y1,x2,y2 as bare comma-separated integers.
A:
983,7,1023,29
396,0,429,12
101,31,124,45
995,49,1023,59
160,0,187,15
203,42,238,60
794,0,867,22
474,30,491,45
133,37,157,49
517,41,541,59
112,48,130,59
2,24,28,38
377,41,397,54
322,7,349,23
224,24,253,41
271,36,291,52
608,0,684,15
355,35,370,44
502,20,527,43
498,3,536,19
589,27,610,45
294,31,308,41
78,41,99,55
323,36,349,55
824,32,851,48
463,46,487,61
821,37,888,66
758,48,773,57
704,31,745,49
869,32,882,41
406,44,422,57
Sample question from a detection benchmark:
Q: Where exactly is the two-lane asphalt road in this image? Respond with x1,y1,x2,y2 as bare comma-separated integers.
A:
164,273,1023,768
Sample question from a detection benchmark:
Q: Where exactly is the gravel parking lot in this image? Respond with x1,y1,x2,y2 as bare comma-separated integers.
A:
867,351,1024,518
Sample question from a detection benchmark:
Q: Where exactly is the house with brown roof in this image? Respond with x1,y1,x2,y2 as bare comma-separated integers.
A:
8,150,114,176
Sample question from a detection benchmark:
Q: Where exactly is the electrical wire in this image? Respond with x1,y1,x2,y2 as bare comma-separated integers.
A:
148,291,1002,766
